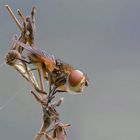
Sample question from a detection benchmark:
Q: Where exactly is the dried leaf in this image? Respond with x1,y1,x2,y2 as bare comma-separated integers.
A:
52,122,70,140
14,61,39,88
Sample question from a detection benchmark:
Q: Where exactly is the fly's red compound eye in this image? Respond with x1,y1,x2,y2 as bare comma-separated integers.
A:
68,70,84,87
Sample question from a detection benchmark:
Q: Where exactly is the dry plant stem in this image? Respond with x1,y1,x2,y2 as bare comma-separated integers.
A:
6,5,26,53
5,50,49,140
6,5,46,96
17,8,36,47
6,5,37,86
6,4,61,99
31,6,36,30
5,5,36,49
4,48,48,95
6,5,70,140
37,68,45,98
17,7,45,96
5,5,22,31
31,91,47,106
17,9,25,24
14,61,47,95
31,91,64,140
18,57,46,97
9,37,39,91
44,133,54,140
14,56,47,95
31,91,48,140
34,123,47,140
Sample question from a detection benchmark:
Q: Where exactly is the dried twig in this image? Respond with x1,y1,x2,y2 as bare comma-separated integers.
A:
32,89,64,140
5,5,36,52
5,5,22,31
5,5,46,96
5,5,71,140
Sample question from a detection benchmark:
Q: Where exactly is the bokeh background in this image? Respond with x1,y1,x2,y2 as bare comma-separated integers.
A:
0,0,140,139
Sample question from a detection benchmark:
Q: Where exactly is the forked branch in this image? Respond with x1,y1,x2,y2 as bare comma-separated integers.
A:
5,5,70,140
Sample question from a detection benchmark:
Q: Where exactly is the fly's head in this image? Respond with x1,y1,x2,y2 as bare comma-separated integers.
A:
67,70,89,93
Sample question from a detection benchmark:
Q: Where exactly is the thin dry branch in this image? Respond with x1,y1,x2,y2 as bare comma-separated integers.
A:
5,5,22,31
5,5,71,140
5,5,36,52
5,5,46,96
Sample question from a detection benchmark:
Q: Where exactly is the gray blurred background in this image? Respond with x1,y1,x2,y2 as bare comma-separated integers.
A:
0,0,140,139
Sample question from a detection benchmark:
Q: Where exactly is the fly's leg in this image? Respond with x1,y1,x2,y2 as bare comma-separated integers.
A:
47,72,68,103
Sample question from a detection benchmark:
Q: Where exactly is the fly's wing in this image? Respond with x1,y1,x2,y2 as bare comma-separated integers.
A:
14,40,74,72
14,40,56,70
14,39,35,52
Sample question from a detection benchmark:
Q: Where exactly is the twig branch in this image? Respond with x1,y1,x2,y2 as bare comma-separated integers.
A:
5,5,22,31
5,5,71,140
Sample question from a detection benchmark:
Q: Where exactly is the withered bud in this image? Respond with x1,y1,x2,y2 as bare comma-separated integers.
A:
5,50,21,65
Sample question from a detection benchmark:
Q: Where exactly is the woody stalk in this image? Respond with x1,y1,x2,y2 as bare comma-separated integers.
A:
5,5,70,140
